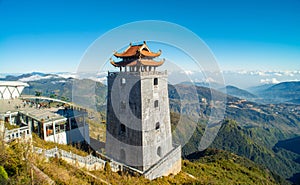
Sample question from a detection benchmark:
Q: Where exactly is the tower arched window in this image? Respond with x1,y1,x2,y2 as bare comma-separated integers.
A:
155,122,160,130
154,78,158,86
121,78,126,85
154,100,159,108
157,146,162,157
120,101,126,109
120,124,126,134
120,149,126,161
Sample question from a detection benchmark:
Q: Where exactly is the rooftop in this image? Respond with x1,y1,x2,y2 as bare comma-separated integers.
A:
113,41,161,58
111,41,164,69
0,99,65,122
0,81,29,87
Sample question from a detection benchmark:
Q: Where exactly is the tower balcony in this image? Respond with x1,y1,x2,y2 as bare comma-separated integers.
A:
108,70,167,77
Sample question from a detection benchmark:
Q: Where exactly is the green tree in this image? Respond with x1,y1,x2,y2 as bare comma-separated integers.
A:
49,93,57,99
35,91,42,97
60,96,69,102
0,165,8,184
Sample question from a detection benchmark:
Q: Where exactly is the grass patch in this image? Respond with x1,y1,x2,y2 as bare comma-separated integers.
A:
4,122,20,130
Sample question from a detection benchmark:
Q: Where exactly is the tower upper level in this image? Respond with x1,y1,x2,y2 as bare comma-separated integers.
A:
110,41,165,72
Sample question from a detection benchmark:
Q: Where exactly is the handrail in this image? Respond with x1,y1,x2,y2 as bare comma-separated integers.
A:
34,146,144,175
108,70,167,76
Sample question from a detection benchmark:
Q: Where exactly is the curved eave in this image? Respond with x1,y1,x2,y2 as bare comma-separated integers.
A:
113,52,137,58
140,50,161,57
113,45,142,58
139,59,164,66
110,60,136,67
110,59,165,67
114,49,161,58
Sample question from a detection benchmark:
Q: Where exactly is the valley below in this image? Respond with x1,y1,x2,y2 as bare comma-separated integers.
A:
1,72,300,184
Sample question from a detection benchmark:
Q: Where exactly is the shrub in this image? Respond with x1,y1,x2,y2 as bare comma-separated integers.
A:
104,162,111,174
0,166,8,184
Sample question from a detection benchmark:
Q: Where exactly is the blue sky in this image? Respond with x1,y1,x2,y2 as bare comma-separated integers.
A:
0,0,300,73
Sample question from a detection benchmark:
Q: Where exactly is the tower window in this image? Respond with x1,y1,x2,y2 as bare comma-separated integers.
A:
120,101,126,109
120,124,126,134
155,122,160,130
121,78,126,85
154,78,158,85
157,146,162,157
120,149,126,161
154,100,159,108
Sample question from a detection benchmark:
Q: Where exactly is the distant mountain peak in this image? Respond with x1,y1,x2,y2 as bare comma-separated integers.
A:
257,81,300,104
219,85,257,100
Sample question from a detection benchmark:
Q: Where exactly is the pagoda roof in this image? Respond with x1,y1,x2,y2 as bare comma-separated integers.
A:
110,59,165,67
114,41,161,58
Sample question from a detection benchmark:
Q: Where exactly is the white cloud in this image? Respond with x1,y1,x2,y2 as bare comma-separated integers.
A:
96,71,107,76
273,72,282,76
204,77,216,83
179,70,194,75
57,73,78,79
260,78,280,84
257,71,268,76
287,79,300,82
237,70,248,75
19,74,57,82
88,77,107,84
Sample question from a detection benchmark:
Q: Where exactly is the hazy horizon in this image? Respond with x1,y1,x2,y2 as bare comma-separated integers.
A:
1,69,300,89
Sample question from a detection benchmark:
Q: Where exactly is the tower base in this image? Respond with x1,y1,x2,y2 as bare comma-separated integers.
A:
143,145,181,180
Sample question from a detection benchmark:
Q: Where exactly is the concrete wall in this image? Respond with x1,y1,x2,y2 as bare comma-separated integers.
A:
106,72,144,170
45,131,67,144
106,71,178,174
144,145,182,180
140,73,173,170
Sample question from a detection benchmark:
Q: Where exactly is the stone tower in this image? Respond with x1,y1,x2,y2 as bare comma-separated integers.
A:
106,41,181,180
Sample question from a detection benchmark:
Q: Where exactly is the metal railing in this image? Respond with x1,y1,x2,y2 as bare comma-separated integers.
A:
33,146,106,168
5,126,31,142
33,146,144,175
108,70,167,77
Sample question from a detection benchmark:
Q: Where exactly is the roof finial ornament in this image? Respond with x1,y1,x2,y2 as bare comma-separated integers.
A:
143,41,146,44
129,42,132,46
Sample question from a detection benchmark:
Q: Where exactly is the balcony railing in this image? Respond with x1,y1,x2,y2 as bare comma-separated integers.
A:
108,70,167,77
5,126,31,141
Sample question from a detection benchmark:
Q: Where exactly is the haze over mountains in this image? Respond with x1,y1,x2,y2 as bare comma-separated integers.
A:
2,71,300,104
2,69,300,87
1,72,300,184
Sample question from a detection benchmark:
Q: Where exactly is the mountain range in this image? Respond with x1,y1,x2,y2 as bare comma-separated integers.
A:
2,71,300,104
1,72,300,184
219,85,257,100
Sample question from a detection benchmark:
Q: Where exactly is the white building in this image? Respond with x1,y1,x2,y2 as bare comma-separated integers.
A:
0,81,29,100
